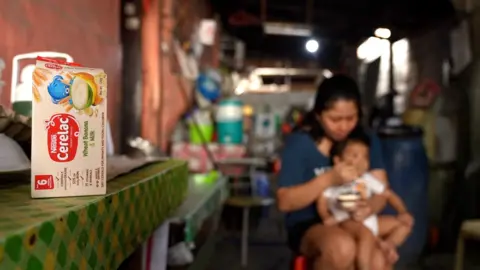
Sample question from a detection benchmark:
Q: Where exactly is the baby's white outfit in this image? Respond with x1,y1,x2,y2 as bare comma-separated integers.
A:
322,173,386,235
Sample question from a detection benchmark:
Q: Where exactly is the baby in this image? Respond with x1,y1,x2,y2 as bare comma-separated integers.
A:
317,131,413,269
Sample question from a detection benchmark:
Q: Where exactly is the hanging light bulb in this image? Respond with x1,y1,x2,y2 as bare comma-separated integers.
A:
305,39,319,53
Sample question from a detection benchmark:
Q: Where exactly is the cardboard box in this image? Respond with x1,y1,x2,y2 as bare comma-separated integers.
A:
31,57,107,198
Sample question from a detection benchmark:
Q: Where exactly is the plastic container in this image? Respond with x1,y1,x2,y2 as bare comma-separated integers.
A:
216,99,243,144
253,171,270,197
253,171,271,218
189,124,214,144
0,133,30,173
378,125,429,265
12,101,32,117
188,110,214,144
254,112,276,139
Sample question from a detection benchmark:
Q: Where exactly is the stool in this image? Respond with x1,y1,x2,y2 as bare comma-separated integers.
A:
225,196,274,268
293,256,307,270
455,219,480,270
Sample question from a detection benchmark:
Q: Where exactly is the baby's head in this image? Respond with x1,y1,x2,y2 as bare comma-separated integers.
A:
330,130,370,174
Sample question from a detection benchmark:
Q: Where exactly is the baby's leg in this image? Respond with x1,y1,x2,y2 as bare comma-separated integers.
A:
378,215,412,247
377,215,412,264
341,220,376,270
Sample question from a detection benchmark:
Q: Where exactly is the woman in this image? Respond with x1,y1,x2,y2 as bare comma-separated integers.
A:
277,75,395,270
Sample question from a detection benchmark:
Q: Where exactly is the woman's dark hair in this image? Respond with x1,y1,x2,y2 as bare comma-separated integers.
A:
295,74,362,141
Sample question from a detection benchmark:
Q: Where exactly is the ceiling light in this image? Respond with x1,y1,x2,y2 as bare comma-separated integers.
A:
323,69,333,78
374,28,391,39
305,39,319,53
357,37,389,63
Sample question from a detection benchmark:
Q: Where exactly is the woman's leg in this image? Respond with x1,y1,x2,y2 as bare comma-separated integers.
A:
300,224,356,270
371,247,392,270
341,220,376,270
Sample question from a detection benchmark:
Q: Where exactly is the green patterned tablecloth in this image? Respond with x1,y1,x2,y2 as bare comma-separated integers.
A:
0,160,188,270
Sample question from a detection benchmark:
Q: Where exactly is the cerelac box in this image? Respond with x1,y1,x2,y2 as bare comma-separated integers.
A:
31,57,107,198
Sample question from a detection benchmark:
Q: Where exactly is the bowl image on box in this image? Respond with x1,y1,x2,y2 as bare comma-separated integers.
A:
31,57,107,198
70,77,94,109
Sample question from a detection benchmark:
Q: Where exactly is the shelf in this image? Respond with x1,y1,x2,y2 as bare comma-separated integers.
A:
0,160,188,270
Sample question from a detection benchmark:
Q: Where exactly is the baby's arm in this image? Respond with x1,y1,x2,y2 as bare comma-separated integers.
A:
317,189,337,226
363,173,414,226
362,173,387,194
363,173,408,213
317,195,330,220
387,190,415,229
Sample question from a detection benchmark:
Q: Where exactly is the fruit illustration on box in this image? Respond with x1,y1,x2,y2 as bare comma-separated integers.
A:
45,72,104,116
69,73,103,109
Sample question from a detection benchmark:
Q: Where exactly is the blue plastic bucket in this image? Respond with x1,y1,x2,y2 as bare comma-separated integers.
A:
379,126,429,265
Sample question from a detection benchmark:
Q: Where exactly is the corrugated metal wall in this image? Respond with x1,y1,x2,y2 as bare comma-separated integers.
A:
0,0,122,145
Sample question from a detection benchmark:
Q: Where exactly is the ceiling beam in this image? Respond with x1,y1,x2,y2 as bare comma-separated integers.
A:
222,1,380,30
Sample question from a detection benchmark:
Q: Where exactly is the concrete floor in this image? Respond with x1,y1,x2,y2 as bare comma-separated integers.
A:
206,206,480,270
206,209,292,270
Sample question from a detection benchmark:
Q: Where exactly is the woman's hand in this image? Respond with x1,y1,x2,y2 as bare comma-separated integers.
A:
323,217,338,226
332,162,360,185
355,159,369,176
351,200,372,221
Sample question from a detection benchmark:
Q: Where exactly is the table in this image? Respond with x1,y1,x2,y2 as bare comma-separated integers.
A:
169,175,228,245
0,160,188,270
144,175,228,270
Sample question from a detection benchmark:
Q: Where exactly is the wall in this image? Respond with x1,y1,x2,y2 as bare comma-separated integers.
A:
141,0,217,150
357,26,468,164
451,0,480,161
0,0,121,144
466,2,480,159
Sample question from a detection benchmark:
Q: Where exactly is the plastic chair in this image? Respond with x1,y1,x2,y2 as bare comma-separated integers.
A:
219,158,274,268
455,219,480,270
293,255,307,270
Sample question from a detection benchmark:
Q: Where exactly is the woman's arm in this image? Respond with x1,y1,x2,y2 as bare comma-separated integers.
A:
277,170,336,212
276,133,338,212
